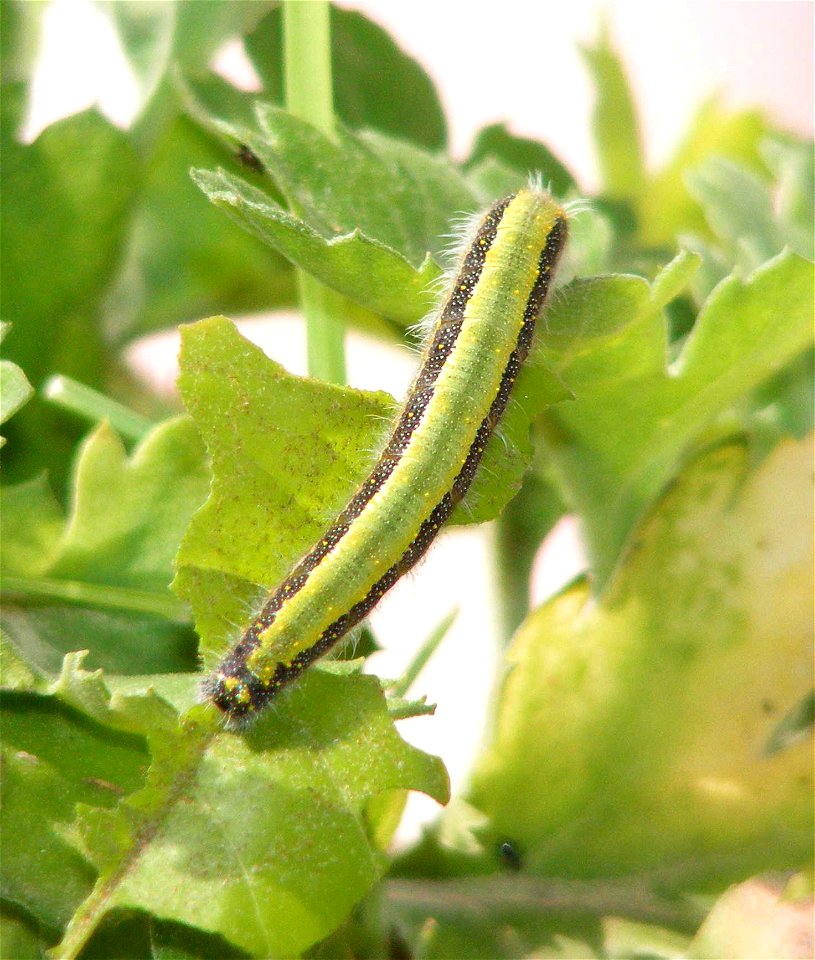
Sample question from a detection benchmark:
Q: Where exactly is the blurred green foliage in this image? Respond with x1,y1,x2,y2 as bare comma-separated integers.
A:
0,2,812,957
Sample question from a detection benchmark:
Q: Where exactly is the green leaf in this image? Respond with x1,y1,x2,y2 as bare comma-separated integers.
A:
685,158,780,268
193,166,439,327
764,689,815,758
0,473,63,578
464,123,577,197
385,878,604,959
0,109,139,389
580,24,644,202
754,349,815,442
0,325,33,444
471,436,814,887
177,75,406,342
0,678,150,933
463,155,532,204
538,250,814,584
102,0,274,118
384,878,700,959
0,633,46,692
0,106,141,485
637,99,769,247
0,908,47,959
382,867,699,957
78,912,250,959
602,918,693,960
1,418,210,674
192,107,479,325
94,3,300,343
105,114,295,344
177,68,268,139
174,315,395,657
256,105,472,266
49,419,208,595
0,0,43,87
245,5,447,150
0,606,197,678
762,135,815,260
451,355,569,525
174,317,567,658
54,666,448,959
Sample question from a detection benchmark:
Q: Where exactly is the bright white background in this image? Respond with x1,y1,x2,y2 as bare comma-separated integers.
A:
24,0,814,844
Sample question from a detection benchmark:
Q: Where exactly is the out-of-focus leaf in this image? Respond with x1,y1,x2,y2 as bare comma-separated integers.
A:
753,349,815,442
0,324,33,445
0,110,139,389
471,436,814,887
601,917,692,959
0,0,43,86
685,157,779,268
102,0,274,119
637,99,769,247
245,5,447,150
105,114,295,344
0,675,150,933
538,250,814,584
463,155,532,203
0,107,141,485
0,418,210,674
0,473,63,578
53,663,448,960
580,25,643,202
764,690,815,758
688,873,814,959
0,605,198,678
463,123,576,197
0,908,46,959
390,887,601,960
383,872,701,959
762,136,815,260
493,472,567,640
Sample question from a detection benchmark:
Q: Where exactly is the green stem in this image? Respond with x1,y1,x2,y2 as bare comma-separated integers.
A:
298,274,347,385
283,0,335,136
42,375,154,441
493,472,565,644
0,576,188,622
493,509,532,645
384,875,702,931
282,0,346,384
390,607,458,698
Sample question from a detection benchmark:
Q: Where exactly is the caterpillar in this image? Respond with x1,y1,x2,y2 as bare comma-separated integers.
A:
204,188,568,723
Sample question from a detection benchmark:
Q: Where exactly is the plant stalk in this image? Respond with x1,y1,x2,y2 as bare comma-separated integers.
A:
493,472,565,644
283,0,346,384
42,375,154,440
0,576,188,622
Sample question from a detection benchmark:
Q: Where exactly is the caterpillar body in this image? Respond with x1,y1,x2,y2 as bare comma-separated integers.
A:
204,188,568,723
